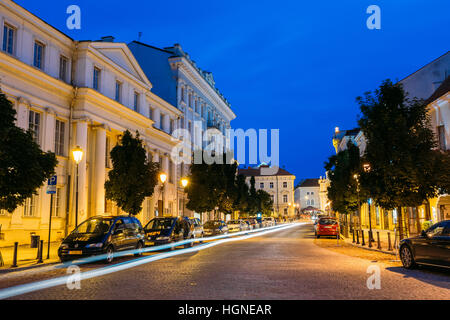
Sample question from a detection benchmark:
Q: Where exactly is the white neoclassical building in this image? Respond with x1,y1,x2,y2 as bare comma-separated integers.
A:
238,166,296,218
128,41,236,219
0,0,183,245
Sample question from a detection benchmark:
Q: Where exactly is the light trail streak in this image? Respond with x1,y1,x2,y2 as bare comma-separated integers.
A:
0,222,304,299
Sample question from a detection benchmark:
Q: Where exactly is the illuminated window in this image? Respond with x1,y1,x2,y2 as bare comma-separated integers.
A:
29,110,41,144
23,194,38,217
54,120,65,156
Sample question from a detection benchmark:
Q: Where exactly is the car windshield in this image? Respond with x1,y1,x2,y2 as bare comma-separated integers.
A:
204,221,221,228
320,218,337,225
145,218,175,230
73,218,112,234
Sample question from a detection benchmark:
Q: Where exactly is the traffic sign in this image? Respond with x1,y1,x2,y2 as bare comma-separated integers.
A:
46,175,57,194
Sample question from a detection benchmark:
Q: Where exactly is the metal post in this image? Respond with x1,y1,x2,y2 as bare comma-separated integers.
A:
377,231,381,250
368,230,373,248
47,193,53,259
352,228,355,243
387,232,393,251
75,163,79,227
361,230,365,246
356,230,360,244
37,240,43,263
11,242,18,268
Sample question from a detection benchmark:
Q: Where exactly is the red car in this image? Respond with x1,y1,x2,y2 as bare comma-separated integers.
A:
314,217,339,238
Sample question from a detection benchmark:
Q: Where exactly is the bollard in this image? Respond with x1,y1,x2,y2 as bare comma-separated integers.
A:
0,250,3,267
387,232,393,251
356,230,360,244
361,230,366,246
377,231,382,250
11,242,18,268
37,240,43,263
368,231,373,248
352,229,355,243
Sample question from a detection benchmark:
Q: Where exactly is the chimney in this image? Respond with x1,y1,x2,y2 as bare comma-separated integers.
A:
101,36,115,42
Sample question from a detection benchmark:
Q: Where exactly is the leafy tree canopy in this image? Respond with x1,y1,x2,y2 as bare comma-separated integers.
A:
105,130,158,215
0,90,57,212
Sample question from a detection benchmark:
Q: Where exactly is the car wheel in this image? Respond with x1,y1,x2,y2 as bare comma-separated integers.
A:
400,245,416,269
134,241,143,257
316,235,320,238
105,245,114,264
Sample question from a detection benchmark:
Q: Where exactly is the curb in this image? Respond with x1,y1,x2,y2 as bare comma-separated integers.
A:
341,235,397,256
0,260,60,274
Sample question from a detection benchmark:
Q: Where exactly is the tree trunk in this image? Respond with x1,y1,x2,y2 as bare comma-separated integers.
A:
397,206,404,240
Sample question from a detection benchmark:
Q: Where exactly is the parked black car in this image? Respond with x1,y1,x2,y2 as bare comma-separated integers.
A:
399,220,450,269
203,220,228,236
58,216,145,263
144,217,193,249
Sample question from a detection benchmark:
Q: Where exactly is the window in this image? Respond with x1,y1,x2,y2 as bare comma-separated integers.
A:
2,23,15,54
54,120,65,156
93,67,101,90
0,209,7,216
115,81,122,102
29,110,41,144
160,113,164,130
270,182,274,188
188,121,192,133
133,91,139,111
437,125,446,150
270,195,274,202
169,160,174,183
284,208,288,215
307,200,310,205
311,192,314,195
307,192,310,195
59,56,68,82
23,195,38,217
283,195,288,203
283,182,288,188
181,87,185,102
33,41,44,69
260,182,264,189
170,119,174,134
311,199,314,206
188,93,192,107
180,117,184,129
52,188,62,217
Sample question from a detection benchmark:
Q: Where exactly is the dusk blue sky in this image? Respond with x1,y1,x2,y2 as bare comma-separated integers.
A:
16,0,450,184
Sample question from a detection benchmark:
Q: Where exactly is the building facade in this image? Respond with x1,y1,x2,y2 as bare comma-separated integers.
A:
128,41,236,220
0,0,183,245
294,179,320,211
238,166,296,218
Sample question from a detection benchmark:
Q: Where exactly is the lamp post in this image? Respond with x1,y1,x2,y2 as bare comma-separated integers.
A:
181,178,189,217
363,163,374,243
72,146,83,228
159,173,167,217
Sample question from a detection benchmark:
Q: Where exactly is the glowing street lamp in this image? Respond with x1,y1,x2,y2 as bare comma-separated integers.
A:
159,173,167,217
180,178,189,216
72,146,83,227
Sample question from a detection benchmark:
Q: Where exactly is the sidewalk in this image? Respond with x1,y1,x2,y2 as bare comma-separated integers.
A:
0,242,60,271
341,228,399,256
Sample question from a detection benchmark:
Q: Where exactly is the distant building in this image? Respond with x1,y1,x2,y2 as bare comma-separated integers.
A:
238,166,296,218
294,179,320,212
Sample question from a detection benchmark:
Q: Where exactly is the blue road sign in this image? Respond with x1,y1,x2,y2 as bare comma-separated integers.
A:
46,175,57,194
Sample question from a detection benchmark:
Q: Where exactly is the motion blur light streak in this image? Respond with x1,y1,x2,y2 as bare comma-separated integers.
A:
0,222,304,299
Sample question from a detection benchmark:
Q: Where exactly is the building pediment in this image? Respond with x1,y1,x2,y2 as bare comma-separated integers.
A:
91,43,152,88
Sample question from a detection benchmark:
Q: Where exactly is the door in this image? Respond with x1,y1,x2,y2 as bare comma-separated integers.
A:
123,217,138,250
428,221,450,267
111,218,126,250
414,221,445,264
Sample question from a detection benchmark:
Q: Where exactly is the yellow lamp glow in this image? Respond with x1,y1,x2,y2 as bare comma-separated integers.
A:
72,146,83,164
181,178,189,188
159,173,167,183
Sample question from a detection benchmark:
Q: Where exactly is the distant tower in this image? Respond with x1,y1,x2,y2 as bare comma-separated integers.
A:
332,127,340,153
138,32,142,42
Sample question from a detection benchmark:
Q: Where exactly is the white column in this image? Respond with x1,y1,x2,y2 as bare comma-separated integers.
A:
75,120,88,224
94,127,106,215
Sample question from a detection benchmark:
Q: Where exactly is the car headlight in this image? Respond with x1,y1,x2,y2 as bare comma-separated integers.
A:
60,243,69,249
85,243,103,248
156,236,169,241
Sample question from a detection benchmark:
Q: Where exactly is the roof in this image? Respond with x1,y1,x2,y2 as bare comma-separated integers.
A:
425,76,450,105
298,179,320,187
398,51,450,84
238,166,294,177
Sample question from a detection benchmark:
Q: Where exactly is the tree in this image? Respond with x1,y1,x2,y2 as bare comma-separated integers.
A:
0,90,57,212
105,130,159,215
255,189,274,216
185,153,238,217
325,141,365,235
234,174,250,215
357,79,446,238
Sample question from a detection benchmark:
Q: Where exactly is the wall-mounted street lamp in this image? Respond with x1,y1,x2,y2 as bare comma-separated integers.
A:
159,173,167,216
72,146,83,227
